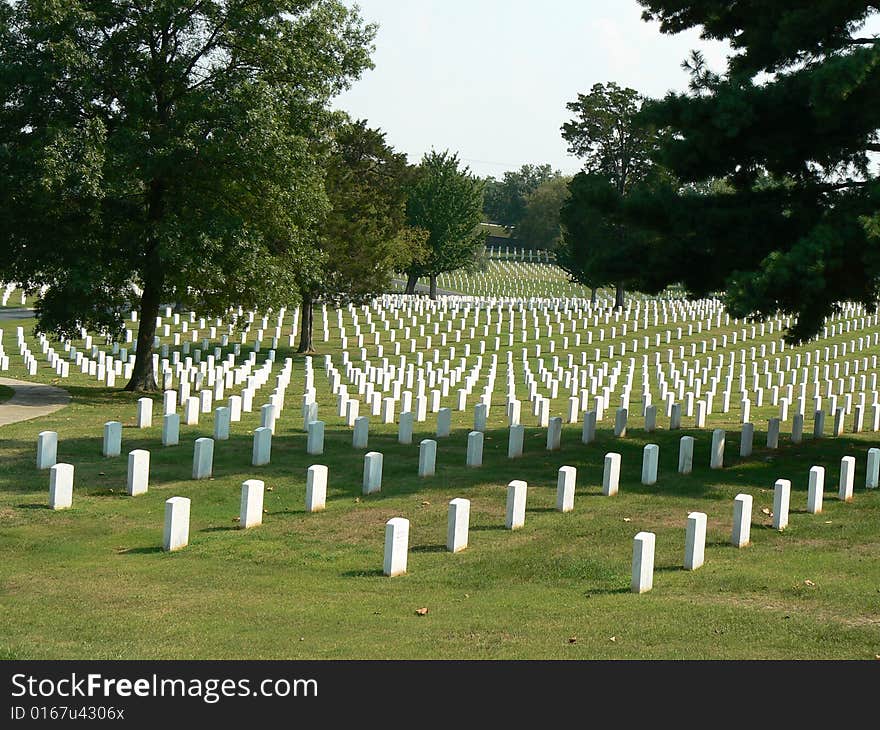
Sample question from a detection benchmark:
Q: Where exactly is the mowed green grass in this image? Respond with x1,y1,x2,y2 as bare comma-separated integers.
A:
1,308,879,660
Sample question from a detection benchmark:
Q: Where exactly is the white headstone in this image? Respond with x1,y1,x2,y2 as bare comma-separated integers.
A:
307,420,325,455
48,463,74,510
305,465,328,513
740,423,754,457
252,427,272,466
163,496,190,552
838,455,855,502
684,512,707,570
731,493,753,548
447,498,470,553
614,407,627,437
418,439,437,477
546,416,562,451
631,531,656,594
398,411,414,445
772,478,791,530
363,451,383,494
37,430,58,470
807,466,824,514
641,444,659,485
213,406,230,441
710,429,725,469
351,415,368,449
678,436,694,474
867,448,880,489
505,480,527,530
556,466,576,512
240,479,264,529
192,437,214,479
162,413,180,447
103,421,122,457
383,517,409,577
126,449,150,496
466,431,484,467
136,397,153,428
437,407,452,438
602,452,621,496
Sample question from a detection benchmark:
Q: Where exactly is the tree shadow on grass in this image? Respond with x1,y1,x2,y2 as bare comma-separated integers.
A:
201,526,238,533
583,586,630,596
116,546,163,555
469,524,506,532
526,506,556,514
341,568,384,578
16,503,49,510
411,544,446,553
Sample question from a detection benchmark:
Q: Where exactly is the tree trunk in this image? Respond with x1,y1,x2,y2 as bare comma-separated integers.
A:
126,175,166,392
590,287,597,305
405,271,418,295
125,280,162,392
297,290,315,354
429,274,438,300
614,282,625,310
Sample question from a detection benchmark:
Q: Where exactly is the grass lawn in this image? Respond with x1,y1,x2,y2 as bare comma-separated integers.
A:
1,302,879,661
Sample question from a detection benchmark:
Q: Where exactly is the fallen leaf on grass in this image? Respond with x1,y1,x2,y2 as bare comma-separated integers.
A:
266,486,274,492
623,518,631,522
609,636,617,642
761,508,771,515
232,516,240,522
415,607,428,616
804,580,815,587
824,520,832,524
568,637,577,644
421,501,431,506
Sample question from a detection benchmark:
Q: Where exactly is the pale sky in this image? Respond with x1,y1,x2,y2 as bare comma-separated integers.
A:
333,0,732,179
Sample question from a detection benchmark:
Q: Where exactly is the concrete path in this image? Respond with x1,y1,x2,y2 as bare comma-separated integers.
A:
0,377,71,428
389,279,462,297
0,307,36,320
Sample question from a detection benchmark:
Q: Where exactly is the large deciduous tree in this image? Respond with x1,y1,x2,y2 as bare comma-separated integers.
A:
0,0,374,390
482,163,558,230
516,175,572,252
560,82,664,307
403,150,486,299
295,118,425,353
635,1,880,341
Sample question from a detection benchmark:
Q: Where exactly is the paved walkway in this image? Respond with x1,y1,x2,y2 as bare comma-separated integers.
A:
0,307,36,320
0,377,71,428
389,279,462,297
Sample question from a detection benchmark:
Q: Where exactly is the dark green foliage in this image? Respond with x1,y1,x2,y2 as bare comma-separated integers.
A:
0,0,374,387
515,176,572,252
561,82,661,195
405,150,486,297
483,163,558,229
295,118,424,351
558,82,666,305
634,1,880,341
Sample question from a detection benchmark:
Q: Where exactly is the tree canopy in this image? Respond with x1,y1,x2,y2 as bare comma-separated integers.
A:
483,163,558,230
0,0,374,389
561,82,661,195
295,117,425,352
634,1,880,341
404,150,485,298
559,82,665,306
515,176,571,252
